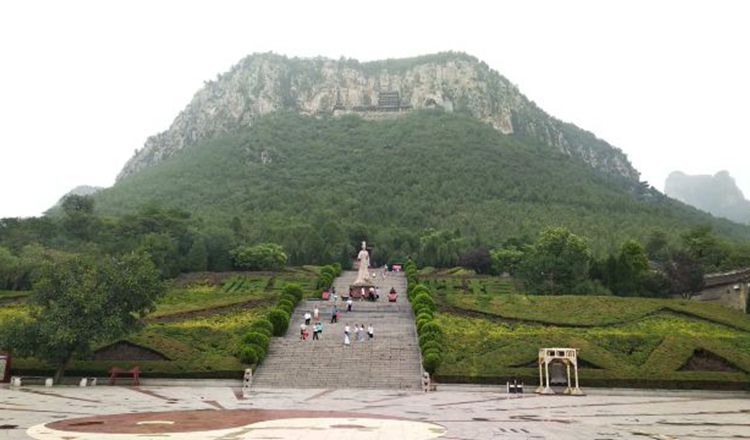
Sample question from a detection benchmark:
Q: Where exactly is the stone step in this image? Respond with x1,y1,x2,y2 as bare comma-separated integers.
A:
251,270,422,390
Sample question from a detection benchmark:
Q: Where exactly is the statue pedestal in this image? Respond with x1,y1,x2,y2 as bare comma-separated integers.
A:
349,283,375,300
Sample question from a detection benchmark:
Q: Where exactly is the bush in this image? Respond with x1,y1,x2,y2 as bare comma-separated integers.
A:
230,243,287,270
268,309,290,336
423,352,442,374
249,319,274,337
238,345,259,365
421,340,442,355
413,302,435,317
419,321,443,337
423,348,442,360
419,332,443,349
283,284,304,302
280,293,298,306
243,331,270,349
416,311,434,322
413,293,436,311
248,343,267,361
416,318,432,333
332,263,342,276
277,299,295,314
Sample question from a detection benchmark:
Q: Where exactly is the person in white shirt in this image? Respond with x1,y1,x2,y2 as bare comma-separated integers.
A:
367,324,374,339
313,306,319,320
304,311,312,325
346,298,353,312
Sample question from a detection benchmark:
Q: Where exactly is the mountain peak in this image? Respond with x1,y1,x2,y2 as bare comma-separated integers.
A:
665,170,750,224
117,52,639,182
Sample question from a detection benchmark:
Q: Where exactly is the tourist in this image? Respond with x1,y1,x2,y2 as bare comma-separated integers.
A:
344,323,350,337
313,306,319,320
367,323,374,339
344,332,351,346
300,322,308,340
304,311,312,325
331,304,338,323
353,324,360,342
312,321,322,340
358,324,366,342
375,287,380,300
346,297,353,312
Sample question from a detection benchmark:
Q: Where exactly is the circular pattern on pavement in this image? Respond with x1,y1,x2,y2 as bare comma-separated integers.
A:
27,409,446,439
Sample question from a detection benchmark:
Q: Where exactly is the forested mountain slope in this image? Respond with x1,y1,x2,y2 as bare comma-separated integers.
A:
95,111,750,263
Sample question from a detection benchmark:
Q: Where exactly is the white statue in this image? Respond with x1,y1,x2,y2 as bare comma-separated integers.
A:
354,241,371,285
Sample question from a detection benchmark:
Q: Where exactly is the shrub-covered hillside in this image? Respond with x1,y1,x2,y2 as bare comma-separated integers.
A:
95,111,750,264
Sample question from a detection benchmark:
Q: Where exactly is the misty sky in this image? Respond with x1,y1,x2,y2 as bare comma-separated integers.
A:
1,0,748,219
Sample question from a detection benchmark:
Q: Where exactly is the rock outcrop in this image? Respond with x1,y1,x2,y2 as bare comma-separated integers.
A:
665,170,750,224
117,52,639,182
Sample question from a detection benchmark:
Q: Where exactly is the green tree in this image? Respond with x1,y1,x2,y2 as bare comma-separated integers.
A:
0,252,164,382
614,240,649,296
681,225,729,271
0,246,20,289
665,251,704,299
231,243,287,270
520,227,592,295
645,230,670,262
61,194,97,241
490,246,526,275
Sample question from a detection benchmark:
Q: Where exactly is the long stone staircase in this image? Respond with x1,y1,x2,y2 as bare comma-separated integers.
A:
251,271,423,390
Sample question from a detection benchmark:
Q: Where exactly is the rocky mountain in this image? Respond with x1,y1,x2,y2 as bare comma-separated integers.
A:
117,52,638,182
665,171,750,224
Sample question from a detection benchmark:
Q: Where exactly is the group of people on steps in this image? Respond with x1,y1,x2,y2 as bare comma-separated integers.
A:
298,286,376,345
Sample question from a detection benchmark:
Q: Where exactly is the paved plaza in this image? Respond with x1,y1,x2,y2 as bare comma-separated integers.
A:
1,383,749,439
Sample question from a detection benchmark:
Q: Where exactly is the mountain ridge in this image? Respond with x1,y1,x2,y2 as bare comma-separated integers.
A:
665,170,750,224
117,52,639,182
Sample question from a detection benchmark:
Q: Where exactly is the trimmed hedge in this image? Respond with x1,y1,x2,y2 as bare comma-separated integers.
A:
423,352,442,374
249,318,274,337
268,308,291,336
239,345,259,364
283,284,304,303
243,331,270,350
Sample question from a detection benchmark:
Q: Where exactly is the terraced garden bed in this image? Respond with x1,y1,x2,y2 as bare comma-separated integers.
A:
6,269,318,379
423,275,750,389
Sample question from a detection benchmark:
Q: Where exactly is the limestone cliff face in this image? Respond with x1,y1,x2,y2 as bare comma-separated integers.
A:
665,171,750,224
117,52,639,181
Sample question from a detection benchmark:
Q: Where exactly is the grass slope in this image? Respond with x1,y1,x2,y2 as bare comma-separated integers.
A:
96,111,750,255
426,275,750,389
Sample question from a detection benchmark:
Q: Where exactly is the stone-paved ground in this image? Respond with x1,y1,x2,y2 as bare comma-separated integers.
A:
252,271,423,390
3,384,750,439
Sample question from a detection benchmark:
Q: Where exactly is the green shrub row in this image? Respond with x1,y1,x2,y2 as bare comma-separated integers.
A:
405,260,445,375
316,264,342,290
237,283,305,366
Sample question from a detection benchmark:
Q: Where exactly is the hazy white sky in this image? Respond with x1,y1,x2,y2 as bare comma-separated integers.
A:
1,0,748,218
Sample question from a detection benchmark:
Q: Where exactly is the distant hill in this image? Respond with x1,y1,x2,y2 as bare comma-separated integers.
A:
665,171,750,224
